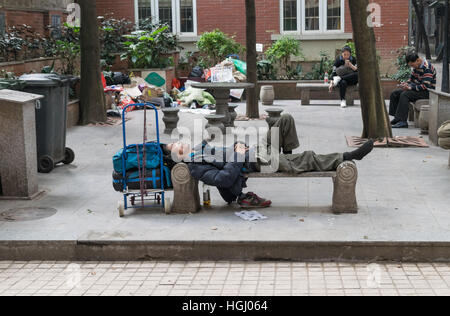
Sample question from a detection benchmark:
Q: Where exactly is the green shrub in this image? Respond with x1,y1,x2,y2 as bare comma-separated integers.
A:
390,46,415,82
196,29,244,68
304,51,334,80
122,19,180,69
265,36,303,80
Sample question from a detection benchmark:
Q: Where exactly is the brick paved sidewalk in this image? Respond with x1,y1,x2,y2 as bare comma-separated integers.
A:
1,261,450,296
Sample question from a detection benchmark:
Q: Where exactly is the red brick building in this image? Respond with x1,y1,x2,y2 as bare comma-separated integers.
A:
97,0,411,75
0,0,70,36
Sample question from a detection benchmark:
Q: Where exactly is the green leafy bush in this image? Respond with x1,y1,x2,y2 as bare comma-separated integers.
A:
304,51,334,80
265,36,303,80
196,29,244,68
99,14,135,69
122,18,180,69
390,46,415,82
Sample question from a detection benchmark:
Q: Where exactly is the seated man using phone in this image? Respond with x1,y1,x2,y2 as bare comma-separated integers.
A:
164,115,374,209
389,52,437,129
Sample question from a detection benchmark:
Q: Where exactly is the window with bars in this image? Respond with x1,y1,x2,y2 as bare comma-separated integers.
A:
327,0,341,30
283,0,298,32
51,15,62,38
280,0,344,33
180,0,194,33
304,0,320,31
136,0,196,35
138,0,152,20
0,12,5,36
159,0,173,31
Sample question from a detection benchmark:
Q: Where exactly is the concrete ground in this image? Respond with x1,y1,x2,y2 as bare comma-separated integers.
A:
0,100,449,260
1,261,450,296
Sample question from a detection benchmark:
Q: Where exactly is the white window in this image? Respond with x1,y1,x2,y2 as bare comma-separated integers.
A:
135,0,197,36
280,0,344,34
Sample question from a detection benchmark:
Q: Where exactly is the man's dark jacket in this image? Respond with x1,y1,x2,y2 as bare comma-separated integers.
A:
187,142,255,203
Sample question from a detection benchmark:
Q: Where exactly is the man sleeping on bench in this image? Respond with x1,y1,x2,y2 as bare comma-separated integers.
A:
163,114,374,209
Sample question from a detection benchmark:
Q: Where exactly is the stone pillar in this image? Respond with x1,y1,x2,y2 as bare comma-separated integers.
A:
205,114,226,134
332,161,358,214
266,108,284,128
171,163,201,214
0,90,43,199
228,105,238,127
162,107,180,134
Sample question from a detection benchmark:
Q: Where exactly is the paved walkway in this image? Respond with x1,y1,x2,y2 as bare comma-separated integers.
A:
1,261,450,296
0,100,449,248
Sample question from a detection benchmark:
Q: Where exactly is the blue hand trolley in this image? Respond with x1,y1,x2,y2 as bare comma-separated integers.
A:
117,103,171,217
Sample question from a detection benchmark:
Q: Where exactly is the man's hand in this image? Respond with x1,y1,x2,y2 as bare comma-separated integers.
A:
400,82,412,91
235,143,249,155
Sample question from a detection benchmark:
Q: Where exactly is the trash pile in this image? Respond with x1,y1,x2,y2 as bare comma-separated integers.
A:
102,71,177,117
100,57,248,116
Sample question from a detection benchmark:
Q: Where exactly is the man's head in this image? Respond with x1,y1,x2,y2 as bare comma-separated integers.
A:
165,142,192,161
341,46,352,60
406,52,422,69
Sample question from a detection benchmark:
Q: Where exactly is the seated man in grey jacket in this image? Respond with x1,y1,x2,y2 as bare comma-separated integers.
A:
164,114,374,209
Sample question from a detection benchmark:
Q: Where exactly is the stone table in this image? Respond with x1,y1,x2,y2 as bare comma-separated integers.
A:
0,89,44,199
191,82,254,127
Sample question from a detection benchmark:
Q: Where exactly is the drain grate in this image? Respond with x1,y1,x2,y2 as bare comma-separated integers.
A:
0,207,57,222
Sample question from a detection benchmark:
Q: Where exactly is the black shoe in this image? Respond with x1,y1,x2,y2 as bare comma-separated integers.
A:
344,139,374,161
391,118,400,125
392,121,408,128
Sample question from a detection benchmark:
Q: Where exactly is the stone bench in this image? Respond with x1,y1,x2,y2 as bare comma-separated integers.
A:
169,161,358,215
296,83,359,106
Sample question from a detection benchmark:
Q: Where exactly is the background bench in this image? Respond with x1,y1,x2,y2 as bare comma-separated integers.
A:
169,161,359,215
296,83,359,106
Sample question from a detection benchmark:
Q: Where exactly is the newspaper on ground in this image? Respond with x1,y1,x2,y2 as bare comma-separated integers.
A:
235,210,268,222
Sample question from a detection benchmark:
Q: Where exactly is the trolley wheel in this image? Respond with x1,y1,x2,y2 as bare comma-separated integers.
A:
157,195,161,205
38,155,55,173
63,147,75,165
118,201,125,218
164,197,172,214
130,196,135,206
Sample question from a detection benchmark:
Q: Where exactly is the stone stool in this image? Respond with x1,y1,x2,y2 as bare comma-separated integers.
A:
205,114,226,135
265,108,284,128
418,104,431,135
162,107,180,134
228,104,238,127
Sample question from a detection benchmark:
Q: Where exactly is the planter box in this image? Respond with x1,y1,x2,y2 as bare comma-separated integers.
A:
129,68,175,93
0,58,64,76
429,90,450,145
256,79,398,101
67,99,80,129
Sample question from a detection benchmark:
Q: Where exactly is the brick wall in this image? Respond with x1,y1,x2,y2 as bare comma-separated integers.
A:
1,9,65,36
96,0,135,21
95,0,410,75
345,0,410,74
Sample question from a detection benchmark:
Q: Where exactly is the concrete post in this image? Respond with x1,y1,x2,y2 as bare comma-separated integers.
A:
0,90,43,199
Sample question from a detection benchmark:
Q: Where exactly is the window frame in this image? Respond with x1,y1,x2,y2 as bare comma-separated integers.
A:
280,0,302,34
280,0,345,35
135,0,197,37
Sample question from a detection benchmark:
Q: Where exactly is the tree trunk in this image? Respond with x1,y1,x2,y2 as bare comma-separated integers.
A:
349,0,392,139
412,0,432,60
76,0,107,125
245,0,259,119
443,0,449,93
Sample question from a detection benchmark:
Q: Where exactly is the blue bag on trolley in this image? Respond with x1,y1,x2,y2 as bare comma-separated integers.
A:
112,166,172,192
113,142,160,174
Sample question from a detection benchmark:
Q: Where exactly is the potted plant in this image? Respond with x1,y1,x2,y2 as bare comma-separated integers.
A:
121,18,181,91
